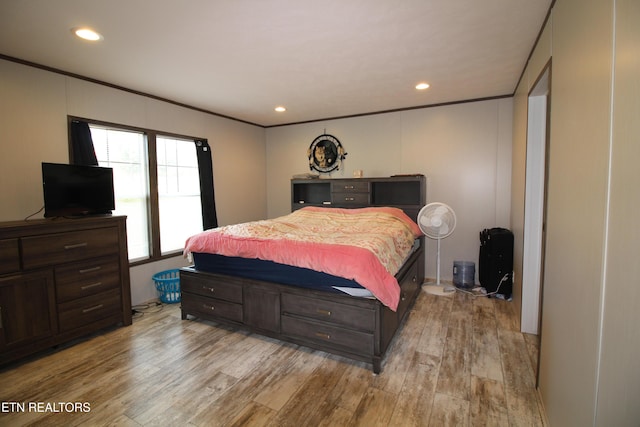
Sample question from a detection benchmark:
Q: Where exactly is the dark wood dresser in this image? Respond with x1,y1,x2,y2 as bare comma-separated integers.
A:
0,215,131,365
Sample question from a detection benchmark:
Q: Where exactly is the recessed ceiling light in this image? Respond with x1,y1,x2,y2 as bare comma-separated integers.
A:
275,106,286,112
415,82,430,90
72,27,103,41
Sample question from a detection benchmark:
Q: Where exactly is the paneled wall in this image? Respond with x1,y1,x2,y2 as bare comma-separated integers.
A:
266,98,513,284
512,0,640,424
598,0,640,422
0,59,267,305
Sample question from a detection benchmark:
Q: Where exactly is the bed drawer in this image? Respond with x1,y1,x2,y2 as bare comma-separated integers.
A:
281,315,374,355
181,273,243,303
21,227,119,270
181,294,243,323
396,261,419,320
55,256,120,303
57,288,122,332
281,293,375,331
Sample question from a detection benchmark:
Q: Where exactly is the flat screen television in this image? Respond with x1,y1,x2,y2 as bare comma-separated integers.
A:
42,162,115,218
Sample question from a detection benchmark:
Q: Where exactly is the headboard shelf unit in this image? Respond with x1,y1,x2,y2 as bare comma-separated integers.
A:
291,181,332,206
291,175,426,221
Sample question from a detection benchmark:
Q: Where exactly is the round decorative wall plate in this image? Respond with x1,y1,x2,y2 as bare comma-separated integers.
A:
307,134,347,173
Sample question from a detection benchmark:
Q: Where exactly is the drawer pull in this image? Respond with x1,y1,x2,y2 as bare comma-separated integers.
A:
203,303,215,311
81,282,103,290
344,185,355,189
79,266,102,274
344,197,355,201
64,242,88,250
316,309,332,317
202,286,215,293
315,332,331,340
412,275,417,283
82,304,104,313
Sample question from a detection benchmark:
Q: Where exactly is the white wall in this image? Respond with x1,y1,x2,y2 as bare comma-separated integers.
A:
0,58,513,303
539,0,613,424
266,98,513,284
598,0,640,422
0,59,267,305
512,0,640,424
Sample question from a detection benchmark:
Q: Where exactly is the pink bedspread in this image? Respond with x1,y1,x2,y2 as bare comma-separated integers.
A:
183,207,422,310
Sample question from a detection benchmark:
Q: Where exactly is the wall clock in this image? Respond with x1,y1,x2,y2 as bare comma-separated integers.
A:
307,134,347,174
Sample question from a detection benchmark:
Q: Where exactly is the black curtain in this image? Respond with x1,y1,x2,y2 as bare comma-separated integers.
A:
69,120,98,165
195,139,218,230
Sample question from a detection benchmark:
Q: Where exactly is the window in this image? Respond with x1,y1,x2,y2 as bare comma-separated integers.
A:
69,118,214,264
91,126,151,260
156,136,203,254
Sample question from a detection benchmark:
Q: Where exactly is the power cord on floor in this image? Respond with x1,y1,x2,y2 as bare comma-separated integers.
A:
455,273,511,299
132,301,164,319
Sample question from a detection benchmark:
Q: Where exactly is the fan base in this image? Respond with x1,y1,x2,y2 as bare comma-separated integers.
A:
423,283,456,296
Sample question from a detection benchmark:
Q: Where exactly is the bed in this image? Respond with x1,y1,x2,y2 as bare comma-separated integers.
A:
180,176,425,373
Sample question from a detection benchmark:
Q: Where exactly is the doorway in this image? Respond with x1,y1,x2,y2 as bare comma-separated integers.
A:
521,66,550,335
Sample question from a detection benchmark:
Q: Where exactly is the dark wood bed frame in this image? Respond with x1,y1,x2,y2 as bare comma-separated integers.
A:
180,175,425,373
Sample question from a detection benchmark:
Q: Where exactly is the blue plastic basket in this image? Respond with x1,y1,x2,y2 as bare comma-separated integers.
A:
152,269,181,304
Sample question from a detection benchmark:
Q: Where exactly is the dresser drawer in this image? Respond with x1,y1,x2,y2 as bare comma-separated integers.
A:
57,288,122,332
21,227,120,270
55,256,120,303
332,181,370,193
281,315,374,355
181,294,243,323
181,272,243,303
331,192,370,205
0,238,20,275
281,293,375,331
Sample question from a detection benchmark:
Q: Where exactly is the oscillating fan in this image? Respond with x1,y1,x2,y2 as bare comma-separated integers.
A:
417,202,457,295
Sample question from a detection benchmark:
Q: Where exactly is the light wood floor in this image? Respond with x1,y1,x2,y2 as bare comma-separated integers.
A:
0,289,546,426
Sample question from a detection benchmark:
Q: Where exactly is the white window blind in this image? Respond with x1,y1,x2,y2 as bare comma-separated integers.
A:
91,126,150,261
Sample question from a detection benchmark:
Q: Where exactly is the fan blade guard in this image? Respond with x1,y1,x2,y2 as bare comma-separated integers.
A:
417,202,457,239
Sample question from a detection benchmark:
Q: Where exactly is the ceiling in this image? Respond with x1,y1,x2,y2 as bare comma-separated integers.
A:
0,1,551,127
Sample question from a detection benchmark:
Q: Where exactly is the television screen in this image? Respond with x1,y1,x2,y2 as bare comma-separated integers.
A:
42,162,115,218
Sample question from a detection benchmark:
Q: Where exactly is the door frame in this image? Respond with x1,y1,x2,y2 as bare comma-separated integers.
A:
521,63,551,335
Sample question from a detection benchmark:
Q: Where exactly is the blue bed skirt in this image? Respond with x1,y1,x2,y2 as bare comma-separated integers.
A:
191,253,366,294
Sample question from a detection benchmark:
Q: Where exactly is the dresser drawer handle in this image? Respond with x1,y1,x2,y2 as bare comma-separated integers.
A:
316,309,332,316
203,303,215,311
412,275,417,283
81,282,103,290
315,332,331,340
82,304,104,314
344,197,355,201
64,242,88,250
202,286,215,293
343,185,355,189
79,266,102,274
